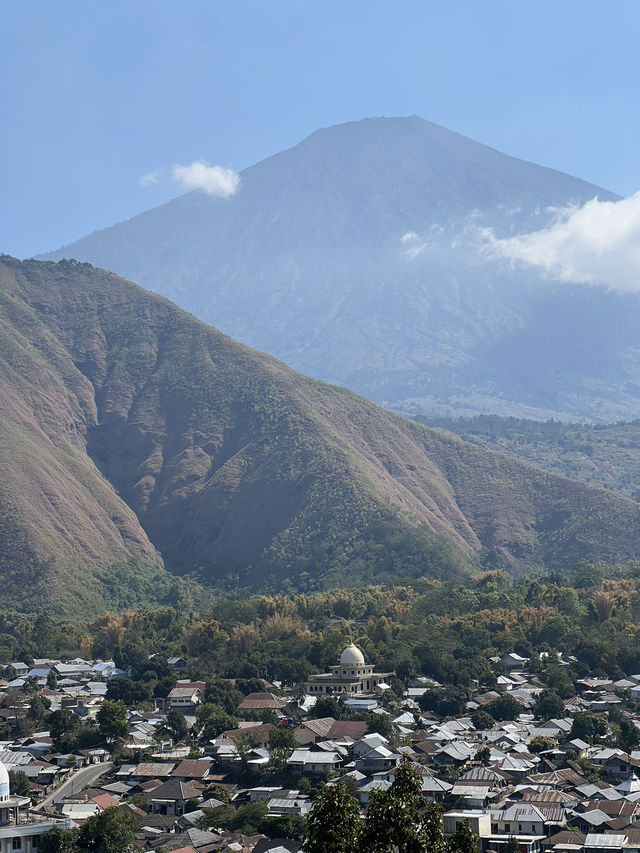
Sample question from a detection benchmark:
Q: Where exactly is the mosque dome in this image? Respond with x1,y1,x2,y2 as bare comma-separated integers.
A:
0,762,9,802
340,644,365,667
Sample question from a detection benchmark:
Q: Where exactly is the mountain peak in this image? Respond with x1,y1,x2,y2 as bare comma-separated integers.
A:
41,117,628,423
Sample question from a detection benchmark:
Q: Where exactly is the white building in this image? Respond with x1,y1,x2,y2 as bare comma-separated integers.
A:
306,644,392,696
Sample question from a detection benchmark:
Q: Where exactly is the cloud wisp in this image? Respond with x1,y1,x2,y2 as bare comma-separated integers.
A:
139,170,160,187
485,192,640,292
171,160,240,197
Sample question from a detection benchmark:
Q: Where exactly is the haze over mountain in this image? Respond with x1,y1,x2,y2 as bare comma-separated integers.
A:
41,115,640,423
3,257,640,612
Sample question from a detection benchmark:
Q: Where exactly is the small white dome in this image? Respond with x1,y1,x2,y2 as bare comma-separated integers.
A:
0,762,9,801
340,644,365,667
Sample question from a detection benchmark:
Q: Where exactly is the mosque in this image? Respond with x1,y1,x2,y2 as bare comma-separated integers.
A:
0,761,72,852
306,643,393,696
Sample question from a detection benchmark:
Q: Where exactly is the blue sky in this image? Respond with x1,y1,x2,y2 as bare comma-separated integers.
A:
3,0,640,258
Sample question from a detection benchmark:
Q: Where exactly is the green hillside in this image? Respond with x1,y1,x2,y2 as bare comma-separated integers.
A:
2,256,640,612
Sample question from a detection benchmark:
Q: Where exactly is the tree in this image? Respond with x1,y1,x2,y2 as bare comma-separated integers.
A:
77,806,137,853
470,709,494,730
201,782,231,804
359,757,445,853
269,725,296,750
570,712,607,744
47,709,79,747
204,680,243,714
616,717,640,752
105,678,152,706
235,732,257,776
533,689,565,720
31,612,56,655
474,747,491,765
485,694,523,722
447,819,479,853
419,686,469,718
529,736,557,754
305,783,363,853
310,695,342,719
165,709,188,741
38,826,79,853
27,694,51,723
364,711,393,740
195,703,236,741
9,769,30,796
97,700,128,741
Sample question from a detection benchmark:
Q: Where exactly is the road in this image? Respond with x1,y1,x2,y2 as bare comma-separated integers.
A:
33,761,113,813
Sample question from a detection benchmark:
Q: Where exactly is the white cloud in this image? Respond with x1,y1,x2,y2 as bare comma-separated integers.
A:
486,192,640,292
172,160,240,197
139,170,160,187
400,225,444,259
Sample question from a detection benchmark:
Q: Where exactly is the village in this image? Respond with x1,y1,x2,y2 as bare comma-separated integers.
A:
1,644,640,852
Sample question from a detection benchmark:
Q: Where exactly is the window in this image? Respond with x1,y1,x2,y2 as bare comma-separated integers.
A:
12,839,22,850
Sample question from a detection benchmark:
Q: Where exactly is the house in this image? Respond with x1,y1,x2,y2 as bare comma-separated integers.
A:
354,745,400,775
490,804,547,837
5,663,28,679
52,663,93,680
326,720,368,742
443,810,492,838
248,786,283,802
286,749,343,775
170,759,214,783
502,653,529,670
267,794,312,816
131,762,176,783
293,717,336,745
583,833,627,852
353,733,389,757
450,782,493,808
590,749,631,780
571,809,618,835
252,840,304,853
357,779,391,805
145,780,202,816
420,775,453,803
167,685,203,710
220,723,274,748
436,742,476,765
237,693,287,715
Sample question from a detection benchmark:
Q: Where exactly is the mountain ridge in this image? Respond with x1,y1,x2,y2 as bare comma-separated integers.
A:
3,257,640,611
